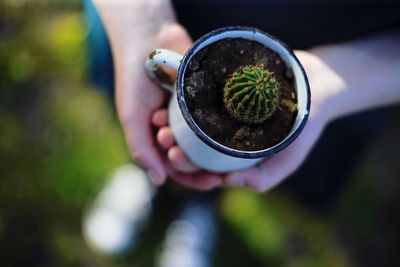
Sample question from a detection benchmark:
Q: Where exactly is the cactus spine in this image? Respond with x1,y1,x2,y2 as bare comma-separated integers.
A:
223,64,280,124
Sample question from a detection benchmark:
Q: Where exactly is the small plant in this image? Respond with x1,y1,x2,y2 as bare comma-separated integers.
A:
223,64,280,124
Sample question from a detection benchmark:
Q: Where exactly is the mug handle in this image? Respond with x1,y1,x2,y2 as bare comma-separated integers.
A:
145,49,184,93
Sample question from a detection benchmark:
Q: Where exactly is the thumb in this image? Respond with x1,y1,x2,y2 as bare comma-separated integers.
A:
158,23,193,54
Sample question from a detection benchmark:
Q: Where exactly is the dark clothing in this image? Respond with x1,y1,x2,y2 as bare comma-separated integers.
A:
172,0,400,49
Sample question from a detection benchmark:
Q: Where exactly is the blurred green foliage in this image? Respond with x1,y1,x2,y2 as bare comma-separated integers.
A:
0,1,399,267
221,189,349,267
0,1,130,266
0,0,129,206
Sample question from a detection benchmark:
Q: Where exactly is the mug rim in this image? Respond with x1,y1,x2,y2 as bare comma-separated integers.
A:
176,26,311,159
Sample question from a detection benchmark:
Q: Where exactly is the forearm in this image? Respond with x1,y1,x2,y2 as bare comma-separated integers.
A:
91,0,176,54
310,30,400,122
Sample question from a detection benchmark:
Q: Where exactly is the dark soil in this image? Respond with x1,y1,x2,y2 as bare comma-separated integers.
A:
184,38,298,151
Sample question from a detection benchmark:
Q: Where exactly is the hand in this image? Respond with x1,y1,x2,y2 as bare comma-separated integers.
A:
152,108,225,191
117,23,192,185
154,50,344,191
93,0,193,185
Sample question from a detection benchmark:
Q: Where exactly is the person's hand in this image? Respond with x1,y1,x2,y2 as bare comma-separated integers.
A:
93,0,192,185
151,107,226,190
153,50,345,191
115,23,192,186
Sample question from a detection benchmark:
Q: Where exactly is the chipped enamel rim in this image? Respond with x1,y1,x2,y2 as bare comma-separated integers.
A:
175,26,310,159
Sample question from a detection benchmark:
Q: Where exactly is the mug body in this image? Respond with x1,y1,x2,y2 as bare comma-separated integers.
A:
168,92,264,172
169,27,310,172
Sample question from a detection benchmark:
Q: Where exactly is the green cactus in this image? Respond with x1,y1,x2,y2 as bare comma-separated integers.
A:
223,64,280,124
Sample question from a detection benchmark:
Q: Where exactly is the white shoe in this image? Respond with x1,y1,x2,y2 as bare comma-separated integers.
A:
82,164,156,255
157,199,217,267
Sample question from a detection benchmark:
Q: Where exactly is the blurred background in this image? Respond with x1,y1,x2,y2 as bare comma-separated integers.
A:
0,1,399,266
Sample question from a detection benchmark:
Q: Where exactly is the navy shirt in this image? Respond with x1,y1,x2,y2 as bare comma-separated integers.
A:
172,0,400,48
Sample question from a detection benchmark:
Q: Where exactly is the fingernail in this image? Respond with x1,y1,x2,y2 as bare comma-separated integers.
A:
147,169,164,186
226,174,245,186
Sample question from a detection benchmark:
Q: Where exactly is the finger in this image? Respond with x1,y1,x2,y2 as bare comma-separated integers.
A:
168,146,200,173
152,109,168,127
167,165,223,191
116,53,169,185
157,23,193,78
123,114,166,185
157,127,175,150
158,23,193,54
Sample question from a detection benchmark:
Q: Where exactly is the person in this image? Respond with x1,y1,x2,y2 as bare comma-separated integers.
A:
83,0,400,264
91,0,400,194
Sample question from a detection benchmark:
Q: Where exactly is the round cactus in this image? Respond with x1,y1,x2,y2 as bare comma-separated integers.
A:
223,64,280,124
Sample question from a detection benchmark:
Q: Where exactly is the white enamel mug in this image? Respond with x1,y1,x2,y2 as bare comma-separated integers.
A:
145,27,311,173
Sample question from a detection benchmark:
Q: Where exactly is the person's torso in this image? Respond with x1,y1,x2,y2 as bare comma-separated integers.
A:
172,0,400,48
